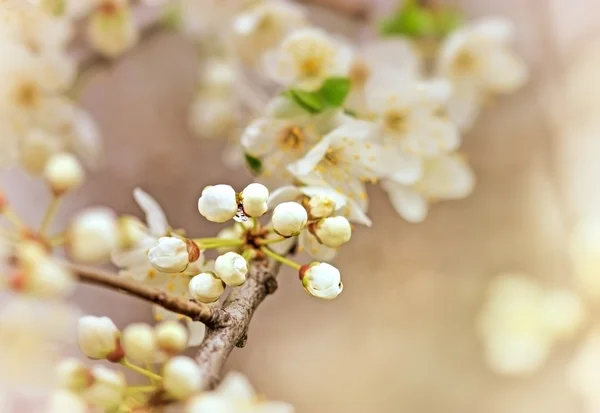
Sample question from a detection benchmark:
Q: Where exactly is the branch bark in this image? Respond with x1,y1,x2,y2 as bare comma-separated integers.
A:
195,256,283,389
70,262,231,329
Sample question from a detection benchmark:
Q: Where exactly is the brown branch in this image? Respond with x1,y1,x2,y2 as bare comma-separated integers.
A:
195,255,284,389
69,262,231,329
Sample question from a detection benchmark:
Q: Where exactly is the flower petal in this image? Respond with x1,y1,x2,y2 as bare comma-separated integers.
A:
133,188,169,237
382,180,428,223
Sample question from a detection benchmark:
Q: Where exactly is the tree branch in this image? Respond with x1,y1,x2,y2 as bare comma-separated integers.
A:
195,255,284,389
69,262,231,329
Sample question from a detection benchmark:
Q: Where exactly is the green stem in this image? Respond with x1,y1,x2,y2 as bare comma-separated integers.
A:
2,206,26,230
39,195,62,236
256,237,287,246
125,385,157,394
260,246,301,270
120,359,163,382
199,239,245,249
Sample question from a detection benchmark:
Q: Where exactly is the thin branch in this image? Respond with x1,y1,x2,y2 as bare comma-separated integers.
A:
69,262,231,329
195,255,285,389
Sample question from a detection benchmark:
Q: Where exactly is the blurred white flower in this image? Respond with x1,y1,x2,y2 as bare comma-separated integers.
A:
155,320,189,354
163,356,202,400
47,390,87,413
264,27,353,91
122,323,157,364
82,366,126,410
569,217,600,299
569,330,600,413
187,371,294,413
68,207,119,264
437,17,527,130
180,0,251,38
382,153,474,223
87,0,138,58
77,315,122,361
477,273,585,376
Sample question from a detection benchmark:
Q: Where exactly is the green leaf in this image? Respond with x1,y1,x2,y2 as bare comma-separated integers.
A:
244,153,263,175
378,0,464,38
283,77,352,114
433,8,464,36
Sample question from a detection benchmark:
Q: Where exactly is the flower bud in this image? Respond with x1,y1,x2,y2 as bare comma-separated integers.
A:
198,184,238,223
56,358,93,392
83,366,126,410
29,258,75,298
155,321,188,354
122,323,157,364
313,216,352,248
148,237,191,273
117,215,146,249
241,183,269,217
78,315,122,360
308,195,336,218
88,1,138,58
44,152,84,195
68,208,119,264
189,272,225,303
214,252,247,286
48,390,87,413
163,356,202,400
272,202,308,237
299,262,343,299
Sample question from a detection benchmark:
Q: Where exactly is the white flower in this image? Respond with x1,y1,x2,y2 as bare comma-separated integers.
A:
82,366,126,410
155,320,189,354
271,201,307,237
163,356,202,400
264,27,353,91
68,208,119,264
122,323,157,364
198,184,239,223
56,358,92,392
189,95,238,139
382,153,474,223
477,273,585,376
241,183,269,217
214,252,248,287
288,117,404,209
44,152,84,194
569,217,600,299
313,216,351,248
180,0,247,38
300,262,343,299
77,315,122,361
47,390,87,413
437,17,527,130
232,0,307,66
189,272,225,303
187,371,294,413
569,330,600,413
148,236,197,273
87,0,139,58
241,99,338,182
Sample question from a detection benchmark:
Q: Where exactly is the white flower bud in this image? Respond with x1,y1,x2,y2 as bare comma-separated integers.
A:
122,323,157,364
68,208,119,264
83,366,126,410
47,390,87,413
163,356,202,400
155,321,188,354
44,153,84,195
197,184,238,223
313,216,352,248
56,358,93,392
300,262,343,300
308,195,336,218
272,202,308,237
148,237,190,273
214,252,248,286
189,272,225,303
29,258,75,298
78,316,122,361
241,183,269,217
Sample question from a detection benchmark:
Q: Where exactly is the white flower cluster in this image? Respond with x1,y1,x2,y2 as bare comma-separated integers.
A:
185,0,526,226
477,273,585,376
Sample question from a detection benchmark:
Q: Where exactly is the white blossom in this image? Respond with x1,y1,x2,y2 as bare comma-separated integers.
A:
437,17,527,130
198,184,239,223
82,366,126,410
569,330,600,413
263,27,353,91
189,272,225,303
68,207,119,264
163,356,202,400
300,262,343,299
241,183,269,217
271,201,307,237
122,323,157,364
214,252,248,287
44,152,84,194
56,358,92,392
313,216,351,248
77,315,121,361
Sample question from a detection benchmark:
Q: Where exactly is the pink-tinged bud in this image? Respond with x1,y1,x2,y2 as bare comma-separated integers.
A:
298,264,310,280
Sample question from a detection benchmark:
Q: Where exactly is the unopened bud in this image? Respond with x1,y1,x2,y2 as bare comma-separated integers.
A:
189,272,225,303
83,366,126,410
312,216,351,248
68,208,119,264
308,195,336,218
148,237,193,273
44,153,84,195
300,262,343,300
214,252,247,286
155,321,188,354
57,358,94,392
163,356,202,400
197,184,238,223
272,202,307,237
241,183,269,217
78,315,122,361
122,323,157,364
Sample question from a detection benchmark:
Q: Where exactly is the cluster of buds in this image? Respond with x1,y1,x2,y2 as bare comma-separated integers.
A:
198,182,269,223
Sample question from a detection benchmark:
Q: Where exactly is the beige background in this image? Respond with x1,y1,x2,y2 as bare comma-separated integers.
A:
4,0,600,412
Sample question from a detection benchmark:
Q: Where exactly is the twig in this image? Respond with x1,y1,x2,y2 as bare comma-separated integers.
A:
69,262,231,329
195,255,284,389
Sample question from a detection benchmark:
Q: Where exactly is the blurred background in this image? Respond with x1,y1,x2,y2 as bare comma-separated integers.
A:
4,0,600,412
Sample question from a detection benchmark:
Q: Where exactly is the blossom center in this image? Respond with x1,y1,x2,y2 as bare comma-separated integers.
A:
278,126,304,151
452,50,477,75
349,59,370,87
384,110,407,134
15,82,40,108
